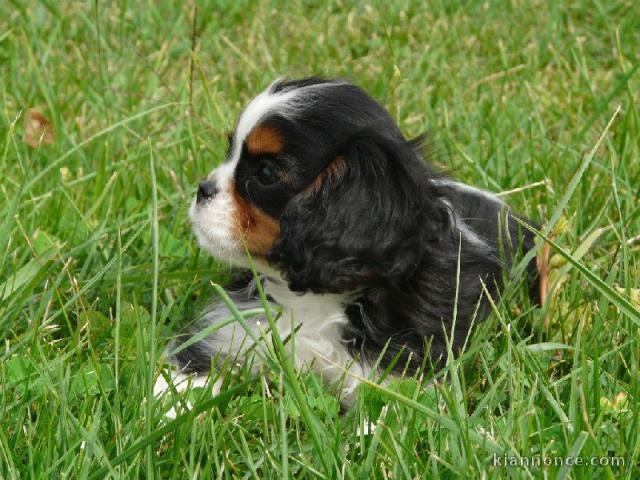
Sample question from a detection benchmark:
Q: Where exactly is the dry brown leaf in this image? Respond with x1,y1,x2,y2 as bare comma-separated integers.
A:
24,108,55,147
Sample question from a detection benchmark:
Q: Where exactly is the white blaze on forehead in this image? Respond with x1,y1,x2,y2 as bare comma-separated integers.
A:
229,84,299,167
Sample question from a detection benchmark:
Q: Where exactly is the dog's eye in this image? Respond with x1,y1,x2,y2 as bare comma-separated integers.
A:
256,163,278,185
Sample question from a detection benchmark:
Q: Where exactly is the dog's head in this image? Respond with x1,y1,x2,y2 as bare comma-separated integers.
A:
190,78,450,293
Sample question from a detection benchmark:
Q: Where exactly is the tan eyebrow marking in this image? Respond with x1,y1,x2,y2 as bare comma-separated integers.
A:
246,124,284,155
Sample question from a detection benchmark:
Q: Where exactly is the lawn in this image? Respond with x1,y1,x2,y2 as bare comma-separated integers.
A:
1,0,639,478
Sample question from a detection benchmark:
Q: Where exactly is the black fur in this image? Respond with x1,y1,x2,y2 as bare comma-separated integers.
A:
262,78,539,372
266,133,450,293
341,186,538,373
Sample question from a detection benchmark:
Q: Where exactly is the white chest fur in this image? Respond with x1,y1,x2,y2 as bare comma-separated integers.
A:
264,281,369,401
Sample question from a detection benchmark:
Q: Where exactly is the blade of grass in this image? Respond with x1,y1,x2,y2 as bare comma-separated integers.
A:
146,139,159,477
556,431,588,480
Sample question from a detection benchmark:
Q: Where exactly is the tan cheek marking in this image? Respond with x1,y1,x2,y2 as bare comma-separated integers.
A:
246,125,284,155
305,156,346,193
231,182,281,256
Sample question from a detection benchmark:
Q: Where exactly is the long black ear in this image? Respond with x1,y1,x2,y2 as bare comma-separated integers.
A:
266,132,450,294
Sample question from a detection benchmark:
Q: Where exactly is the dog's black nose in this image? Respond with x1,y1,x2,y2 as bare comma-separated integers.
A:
197,180,217,203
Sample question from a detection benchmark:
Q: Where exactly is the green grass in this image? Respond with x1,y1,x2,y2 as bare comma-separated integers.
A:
1,0,639,477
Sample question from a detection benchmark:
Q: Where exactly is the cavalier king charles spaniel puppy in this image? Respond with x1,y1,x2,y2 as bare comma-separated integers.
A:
156,77,538,405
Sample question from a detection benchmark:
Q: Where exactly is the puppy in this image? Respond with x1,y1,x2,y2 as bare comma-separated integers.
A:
159,77,538,404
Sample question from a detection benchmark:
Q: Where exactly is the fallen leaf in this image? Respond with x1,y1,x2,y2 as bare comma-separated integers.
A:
24,108,55,147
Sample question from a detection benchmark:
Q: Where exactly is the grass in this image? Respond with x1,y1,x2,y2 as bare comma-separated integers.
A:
1,0,639,477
